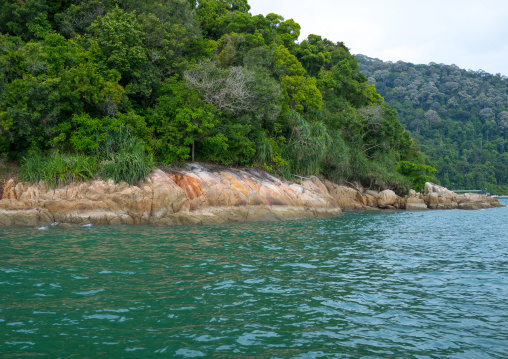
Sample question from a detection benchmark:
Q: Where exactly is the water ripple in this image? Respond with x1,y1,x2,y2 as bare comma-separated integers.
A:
0,200,507,358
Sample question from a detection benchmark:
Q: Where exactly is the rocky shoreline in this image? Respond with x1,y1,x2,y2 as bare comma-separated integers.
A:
0,164,502,227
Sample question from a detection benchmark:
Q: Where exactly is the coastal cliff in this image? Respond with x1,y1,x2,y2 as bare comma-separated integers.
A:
0,164,502,227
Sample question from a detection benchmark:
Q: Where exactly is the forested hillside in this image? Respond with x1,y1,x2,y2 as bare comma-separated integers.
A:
0,0,432,192
356,55,508,194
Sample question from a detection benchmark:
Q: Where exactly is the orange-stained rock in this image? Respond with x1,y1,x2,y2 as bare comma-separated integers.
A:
0,199,34,210
0,164,345,226
149,169,188,217
2,179,17,200
108,186,152,223
169,173,204,201
1,166,500,227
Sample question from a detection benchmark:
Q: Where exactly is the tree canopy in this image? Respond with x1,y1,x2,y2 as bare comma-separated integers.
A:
0,0,432,192
356,55,508,194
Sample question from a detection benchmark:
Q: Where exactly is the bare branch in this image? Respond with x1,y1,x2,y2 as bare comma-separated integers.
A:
184,61,256,114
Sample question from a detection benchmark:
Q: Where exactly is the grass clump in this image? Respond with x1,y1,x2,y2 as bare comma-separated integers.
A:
19,126,154,187
19,152,98,187
99,127,154,185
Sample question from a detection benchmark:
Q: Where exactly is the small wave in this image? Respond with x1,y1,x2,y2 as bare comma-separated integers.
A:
84,314,120,320
33,311,56,314
175,348,206,357
99,309,130,313
170,306,196,311
74,289,104,296
0,268,24,273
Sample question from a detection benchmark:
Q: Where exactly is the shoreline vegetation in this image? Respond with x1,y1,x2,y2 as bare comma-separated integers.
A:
1,0,438,197
0,163,502,227
1,0,504,205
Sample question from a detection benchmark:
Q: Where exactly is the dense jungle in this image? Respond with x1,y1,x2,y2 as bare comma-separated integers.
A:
1,0,437,193
357,55,508,194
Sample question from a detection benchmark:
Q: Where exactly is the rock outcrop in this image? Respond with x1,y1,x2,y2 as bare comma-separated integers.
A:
321,181,501,212
0,164,342,227
405,189,428,211
423,182,502,210
0,166,502,227
423,182,458,209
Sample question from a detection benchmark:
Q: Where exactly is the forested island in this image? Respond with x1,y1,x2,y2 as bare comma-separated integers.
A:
0,0,442,194
356,55,508,194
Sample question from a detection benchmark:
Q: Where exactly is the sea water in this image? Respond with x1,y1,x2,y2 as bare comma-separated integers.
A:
1,199,507,358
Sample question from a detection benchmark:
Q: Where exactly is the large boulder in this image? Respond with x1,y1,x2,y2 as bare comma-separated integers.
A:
458,193,502,210
378,189,397,208
405,189,428,210
322,180,364,210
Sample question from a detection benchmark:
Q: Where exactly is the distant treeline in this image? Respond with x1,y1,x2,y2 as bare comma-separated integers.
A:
356,55,508,194
0,0,433,192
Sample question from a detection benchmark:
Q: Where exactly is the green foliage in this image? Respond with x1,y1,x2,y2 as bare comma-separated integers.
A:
0,33,125,153
70,113,122,153
296,34,330,77
89,8,147,80
19,125,153,186
273,45,322,111
196,0,231,40
357,55,508,194
0,0,54,41
206,122,255,165
19,152,98,187
281,111,330,175
147,76,218,163
101,143,154,186
397,161,436,192
18,152,45,184
254,131,274,164
2,0,429,193
94,125,155,185
276,18,300,50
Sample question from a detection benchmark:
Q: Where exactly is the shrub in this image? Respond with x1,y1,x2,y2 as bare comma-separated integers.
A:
99,126,154,185
101,142,154,185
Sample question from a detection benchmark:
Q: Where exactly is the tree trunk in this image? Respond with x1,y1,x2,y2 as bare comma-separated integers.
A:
192,140,195,162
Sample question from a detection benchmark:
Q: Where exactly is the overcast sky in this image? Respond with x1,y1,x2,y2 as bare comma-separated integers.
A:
248,0,508,76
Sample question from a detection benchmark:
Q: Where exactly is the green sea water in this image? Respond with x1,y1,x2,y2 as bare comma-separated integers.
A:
1,200,507,358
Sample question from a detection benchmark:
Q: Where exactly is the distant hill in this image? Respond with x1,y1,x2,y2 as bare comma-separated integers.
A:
356,55,508,194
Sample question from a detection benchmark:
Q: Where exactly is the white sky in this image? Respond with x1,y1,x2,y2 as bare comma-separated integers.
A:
248,0,508,76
